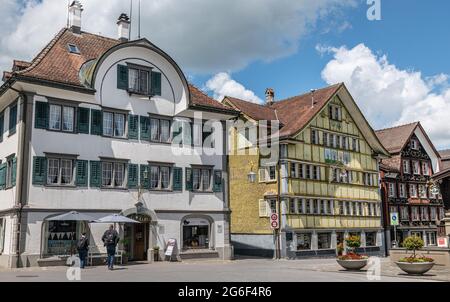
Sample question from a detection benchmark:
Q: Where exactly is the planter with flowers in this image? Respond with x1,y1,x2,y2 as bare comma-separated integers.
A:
395,236,434,275
336,235,369,270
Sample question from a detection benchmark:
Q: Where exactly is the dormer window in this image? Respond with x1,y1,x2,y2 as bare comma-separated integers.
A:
329,105,342,121
67,44,80,54
117,64,162,96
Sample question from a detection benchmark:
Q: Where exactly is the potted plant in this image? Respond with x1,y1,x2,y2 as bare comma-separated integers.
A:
336,235,369,270
336,243,344,256
395,236,434,275
119,238,130,264
153,246,160,262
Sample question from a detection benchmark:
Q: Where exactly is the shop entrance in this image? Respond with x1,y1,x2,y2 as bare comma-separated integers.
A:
124,214,151,261
182,217,211,250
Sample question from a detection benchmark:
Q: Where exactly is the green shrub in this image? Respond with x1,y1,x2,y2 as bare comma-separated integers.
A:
402,236,424,258
345,235,361,251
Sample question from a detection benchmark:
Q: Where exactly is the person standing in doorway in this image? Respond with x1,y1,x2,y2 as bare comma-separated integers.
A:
77,232,89,269
102,225,119,270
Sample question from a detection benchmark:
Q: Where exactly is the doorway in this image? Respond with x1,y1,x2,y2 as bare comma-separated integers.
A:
133,223,148,261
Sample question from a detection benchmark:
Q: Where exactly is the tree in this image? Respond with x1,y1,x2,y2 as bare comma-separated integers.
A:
402,236,424,258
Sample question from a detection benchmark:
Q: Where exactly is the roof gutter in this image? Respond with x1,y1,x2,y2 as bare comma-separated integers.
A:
188,104,239,116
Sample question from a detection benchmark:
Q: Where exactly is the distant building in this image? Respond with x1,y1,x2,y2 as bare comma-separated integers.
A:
376,122,445,249
433,150,450,210
223,83,390,259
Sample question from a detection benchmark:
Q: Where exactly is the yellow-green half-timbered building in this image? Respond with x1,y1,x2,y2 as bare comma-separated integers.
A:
224,83,390,258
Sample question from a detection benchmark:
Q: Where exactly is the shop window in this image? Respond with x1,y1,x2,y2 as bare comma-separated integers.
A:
297,233,311,250
183,219,209,250
45,221,86,256
426,232,437,246
365,232,377,247
318,233,331,249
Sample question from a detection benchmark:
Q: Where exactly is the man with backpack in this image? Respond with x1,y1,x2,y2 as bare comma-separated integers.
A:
77,232,89,269
102,225,119,270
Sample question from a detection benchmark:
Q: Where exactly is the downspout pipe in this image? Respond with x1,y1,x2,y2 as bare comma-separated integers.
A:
9,86,26,268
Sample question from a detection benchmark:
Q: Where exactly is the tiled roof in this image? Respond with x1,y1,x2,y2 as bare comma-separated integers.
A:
375,122,419,154
224,83,342,138
380,155,401,172
440,149,450,159
4,27,232,113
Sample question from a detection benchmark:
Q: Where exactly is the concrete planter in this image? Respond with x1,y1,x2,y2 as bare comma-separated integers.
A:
336,259,368,270
395,261,435,275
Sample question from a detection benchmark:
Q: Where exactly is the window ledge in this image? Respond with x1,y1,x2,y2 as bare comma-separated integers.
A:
45,185,77,189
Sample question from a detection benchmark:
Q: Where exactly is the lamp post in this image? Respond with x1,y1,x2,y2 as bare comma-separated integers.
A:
247,161,257,183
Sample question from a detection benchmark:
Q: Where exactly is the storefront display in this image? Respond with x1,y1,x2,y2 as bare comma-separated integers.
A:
297,233,311,250
44,221,86,256
318,233,331,249
182,218,210,249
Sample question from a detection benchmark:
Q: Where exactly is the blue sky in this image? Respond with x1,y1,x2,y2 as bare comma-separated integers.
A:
195,0,450,100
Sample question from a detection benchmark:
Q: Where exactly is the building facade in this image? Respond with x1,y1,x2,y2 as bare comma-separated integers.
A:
376,123,446,249
0,4,236,268
224,84,390,258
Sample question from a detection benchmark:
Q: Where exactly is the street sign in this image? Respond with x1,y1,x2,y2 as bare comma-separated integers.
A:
390,212,399,226
270,213,279,230
438,237,448,248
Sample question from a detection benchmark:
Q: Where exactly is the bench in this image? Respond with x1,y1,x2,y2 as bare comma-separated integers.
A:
88,250,123,266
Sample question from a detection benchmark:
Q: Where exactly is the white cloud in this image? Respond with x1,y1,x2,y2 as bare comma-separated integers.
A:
0,0,356,75
320,43,450,149
205,72,262,104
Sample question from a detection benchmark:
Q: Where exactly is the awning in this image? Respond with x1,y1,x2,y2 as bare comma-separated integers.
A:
46,211,97,222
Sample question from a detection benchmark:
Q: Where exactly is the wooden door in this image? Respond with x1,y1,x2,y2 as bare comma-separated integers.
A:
133,223,146,261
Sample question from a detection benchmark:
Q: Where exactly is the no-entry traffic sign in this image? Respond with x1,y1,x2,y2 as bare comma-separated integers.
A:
270,213,279,229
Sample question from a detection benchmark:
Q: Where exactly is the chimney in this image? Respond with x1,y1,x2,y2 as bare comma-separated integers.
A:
117,13,131,42
265,88,275,106
310,89,316,108
68,1,83,34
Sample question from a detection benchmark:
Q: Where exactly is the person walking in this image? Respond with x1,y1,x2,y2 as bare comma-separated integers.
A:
77,232,89,269
102,225,119,270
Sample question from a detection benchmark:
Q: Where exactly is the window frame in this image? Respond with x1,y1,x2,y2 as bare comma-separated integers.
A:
102,111,126,138
127,65,151,95
101,161,127,189
46,157,76,187
192,167,213,192
48,103,76,133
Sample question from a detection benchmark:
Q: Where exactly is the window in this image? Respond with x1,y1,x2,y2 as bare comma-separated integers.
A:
192,168,212,192
422,162,430,176
399,183,407,198
128,67,150,95
318,233,331,249
297,233,311,250
49,104,62,130
439,208,445,220
430,207,437,221
5,157,15,188
329,105,342,121
101,162,125,188
366,232,377,247
289,199,296,214
47,158,74,186
411,139,419,150
314,200,321,215
413,161,420,175
149,165,172,190
388,183,396,198
357,202,363,216
269,200,277,215
363,173,374,186
297,199,305,214
409,184,418,198
9,103,17,134
103,112,125,138
323,132,329,147
403,160,410,174
48,104,75,132
400,206,409,221
62,107,74,132
67,44,80,54
305,199,312,214
351,138,359,152
345,202,351,216
290,163,298,178
426,232,436,246
419,184,427,198
260,166,276,182
150,118,171,143
367,203,373,216
420,207,429,221
338,201,344,215
411,207,420,221
311,129,319,144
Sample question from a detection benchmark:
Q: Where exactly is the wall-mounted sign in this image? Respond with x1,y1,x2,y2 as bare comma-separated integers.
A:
390,212,399,226
438,237,448,248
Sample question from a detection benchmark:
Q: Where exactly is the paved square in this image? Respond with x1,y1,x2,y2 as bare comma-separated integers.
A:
0,257,446,282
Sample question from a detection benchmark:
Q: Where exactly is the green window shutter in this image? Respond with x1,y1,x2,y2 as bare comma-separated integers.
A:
11,157,17,187
151,72,162,96
32,157,47,186
140,116,150,141
35,102,49,129
117,65,129,90
90,161,101,187
77,107,90,134
185,168,193,191
90,109,103,136
76,160,88,187
140,165,149,188
173,167,183,191
128,164,138,189
0,163,6,190
213,170,223,192
0,113,4,142
128,115,139,140
9,104,17,134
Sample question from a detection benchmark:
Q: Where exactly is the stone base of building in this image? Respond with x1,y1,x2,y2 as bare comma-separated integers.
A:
231,234,275,258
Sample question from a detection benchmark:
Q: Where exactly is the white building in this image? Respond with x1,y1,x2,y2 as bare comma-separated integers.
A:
0,3,236,268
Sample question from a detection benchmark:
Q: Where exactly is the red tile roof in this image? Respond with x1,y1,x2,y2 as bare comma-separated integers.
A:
224,83,342,138
375,122,419,154
4,28,233,113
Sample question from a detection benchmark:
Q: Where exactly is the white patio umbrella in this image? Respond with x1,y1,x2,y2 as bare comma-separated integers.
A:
46,211,97,222
95,214,140,224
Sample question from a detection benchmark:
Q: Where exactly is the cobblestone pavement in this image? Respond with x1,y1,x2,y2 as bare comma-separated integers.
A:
0,257,445,282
